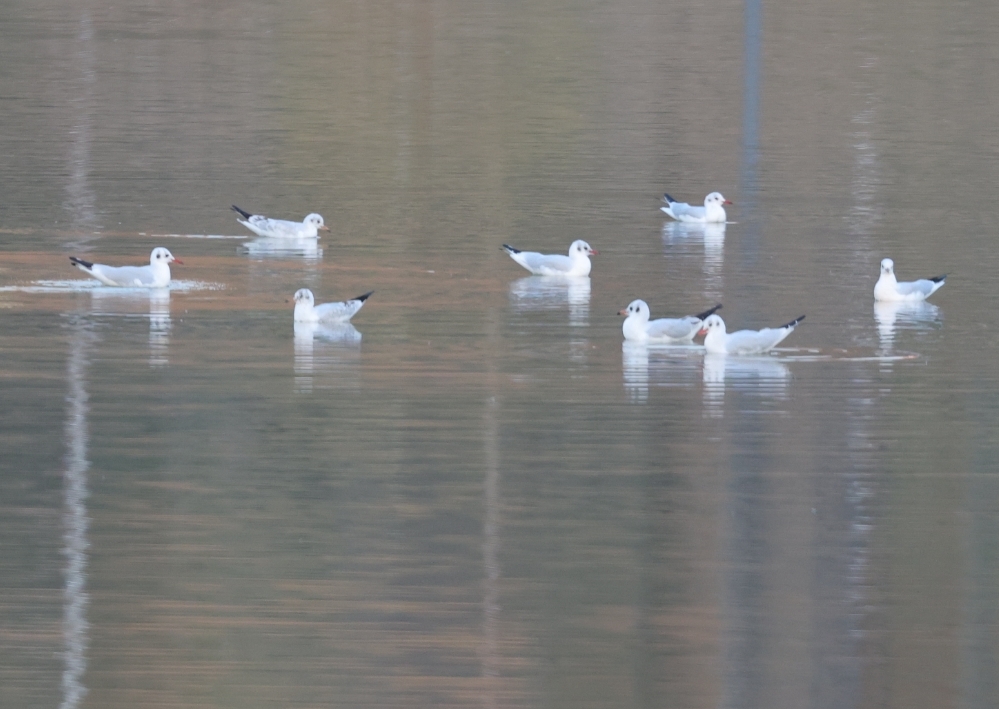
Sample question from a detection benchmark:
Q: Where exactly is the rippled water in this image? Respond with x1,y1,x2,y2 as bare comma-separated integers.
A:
2,2,999,708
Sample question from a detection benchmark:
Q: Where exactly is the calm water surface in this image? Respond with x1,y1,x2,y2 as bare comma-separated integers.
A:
2,1,999,708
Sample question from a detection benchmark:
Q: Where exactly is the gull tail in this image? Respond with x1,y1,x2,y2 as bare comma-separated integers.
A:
780,315,806,330
501,244,521,255
694,304,722,321
231,204,253,220
930,274,946,283
352,291,374,303
69,256,93,270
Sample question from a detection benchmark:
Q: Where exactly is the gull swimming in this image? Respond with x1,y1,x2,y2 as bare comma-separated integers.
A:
699,313,805,355
232,205,330,238
619,300,722,343
660,192,731,223
69,247,181,288
873,258,945,302
293,288,372,323
501,240,597,277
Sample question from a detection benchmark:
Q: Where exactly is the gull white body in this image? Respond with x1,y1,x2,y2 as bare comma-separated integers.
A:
293,288,372,323
502,240,597,277
619,300,722,343
873,258,945,302
699,313,804,355
69,247,180,288
232,205,329,238
661,192,731,223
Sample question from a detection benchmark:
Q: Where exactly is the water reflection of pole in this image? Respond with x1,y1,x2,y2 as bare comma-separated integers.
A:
719,1,765,706
962,417,999,707
61,9,97,706
481,303,501,705
62,318,94,709
63,11,99,247
739,0,762,264
482,395,500,688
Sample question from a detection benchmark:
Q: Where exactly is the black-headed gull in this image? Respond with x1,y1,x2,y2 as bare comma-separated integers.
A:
232,205,330,238
69,247,181,288
873,258,945,302
501,240,598,277
698,313,805,355
293,288,372,323
661,192,731,223
619,300,721,343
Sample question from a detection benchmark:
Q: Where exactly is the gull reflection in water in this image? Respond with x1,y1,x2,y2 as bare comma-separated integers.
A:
508,276,590,326
240,236,323,261
702,352,790,418
622,341,703,404
294,321,362,394
874,300,941,354
662,221,726,300
622,341,650,403
147,289,171,367
88,287,172,367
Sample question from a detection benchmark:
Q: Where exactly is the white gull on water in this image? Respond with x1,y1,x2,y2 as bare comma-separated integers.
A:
660,192,731,223
619,300,721,343
873,258,945,302
293,289,373,323
699,313,805,355
232,205,329,238
69,247,180,288
501,240,597,277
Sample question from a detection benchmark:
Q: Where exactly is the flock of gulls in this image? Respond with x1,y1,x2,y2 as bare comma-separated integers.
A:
67,195,947,356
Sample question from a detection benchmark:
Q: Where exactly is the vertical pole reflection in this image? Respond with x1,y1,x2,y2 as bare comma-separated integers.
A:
64,11,99,246
62,318,94,708
482,395,501,694
739,0,762,264
719,3,765,707
481,285,503,705
962,402,999,709
61,10,98,704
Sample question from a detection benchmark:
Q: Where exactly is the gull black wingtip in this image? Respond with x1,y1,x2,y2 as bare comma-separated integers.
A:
662,193,676,204
353,291,374,303
69,256,93,270
501,244,521,254
781,315,806,329
930,274,946,283
231,204,253,220
694,304,722,321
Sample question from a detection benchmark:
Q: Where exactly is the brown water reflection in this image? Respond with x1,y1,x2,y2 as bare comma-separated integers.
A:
2,1,999,708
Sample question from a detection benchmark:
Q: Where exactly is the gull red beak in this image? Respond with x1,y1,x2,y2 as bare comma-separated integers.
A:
617,308,628,316
589,248,599,255
697,327,707,336
724,199,733,205
172,257,184,265
319,224,330,231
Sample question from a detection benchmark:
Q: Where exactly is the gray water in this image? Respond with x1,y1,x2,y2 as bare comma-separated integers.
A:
2,2,999,708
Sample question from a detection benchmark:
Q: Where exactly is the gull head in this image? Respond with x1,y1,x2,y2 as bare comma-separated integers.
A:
571,240,598,257
151,247,182,265
880,258,894,276
705,192,733,207
618,299,650,320
304,213,329,232
293,288,315,306
698,313,726,336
